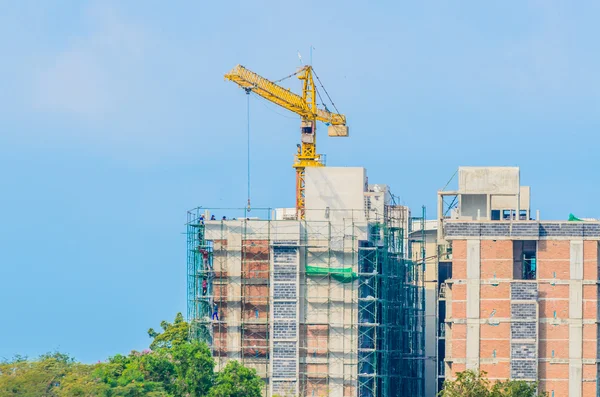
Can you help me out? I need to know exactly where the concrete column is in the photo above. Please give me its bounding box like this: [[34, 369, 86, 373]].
[[466, 240, 481, 371], [569, 240, 583, 397], [437, 193, 444, 242]]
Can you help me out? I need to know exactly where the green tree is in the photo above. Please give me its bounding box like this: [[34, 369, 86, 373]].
[[0, 313, 266, 397], [147, 313, 215, 396], [209, 360, 263, 397], [148, 312, 189, 350], [439, 370, 491, 397], [0, 352, 73, 397], [490, 378, 544, 397], [171, 340, 214, 396], [440, 370, 547, 397], [54, 362, 110, 396]]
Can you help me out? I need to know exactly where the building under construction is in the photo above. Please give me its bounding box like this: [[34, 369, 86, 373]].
[[186, 167, 426, 397], [435, 167, 600, 397]]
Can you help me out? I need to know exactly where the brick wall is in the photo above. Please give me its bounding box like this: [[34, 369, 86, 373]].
[[273, 322, 296, 339], [274, 282, 297, 299], [274, 301, 296, 319], [444, 221, 600, 238], [270, 243, 299, 392], [445, 233, 600, 394]]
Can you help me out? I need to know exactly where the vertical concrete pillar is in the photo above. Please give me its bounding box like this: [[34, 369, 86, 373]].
[[466, 240, 480, 371], [569, 240, 583, 397]]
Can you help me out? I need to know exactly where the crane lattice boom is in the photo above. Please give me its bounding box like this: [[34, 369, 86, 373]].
[[225, 65, 346, 125]]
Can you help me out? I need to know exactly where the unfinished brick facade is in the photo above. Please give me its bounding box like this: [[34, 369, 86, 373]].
[[442, 221, 600, 397]]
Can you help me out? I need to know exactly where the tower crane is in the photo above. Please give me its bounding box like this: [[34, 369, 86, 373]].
[[224, 64, 348, 219]]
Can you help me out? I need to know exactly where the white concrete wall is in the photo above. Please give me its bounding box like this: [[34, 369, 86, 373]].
[[305, 167, 366, 223], [519, 186, 530, 211], [458, 167, 520, 195], [460, 194, 487, 220]]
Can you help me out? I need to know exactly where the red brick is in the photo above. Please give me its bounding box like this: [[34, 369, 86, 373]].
[[344, 385, 355, 397], [453, 259, 467, 279], [583, 241, 598, 260], [537, 259, 570, 280], [480, 283, 510, 299], [452, 301, 466, 319], [480, 340, 509, 359], [583, 324, 597, 340], [584, 257, 598, 280], [451, 339, 465, 359], [583, 340, 597, 359], [539, 362, 569, 380], [539, 299, 569, 319], [539, 340, 568, 359], [583, 300, 597, 320], [452, 284, 466, 300], [480, 259, 513, 279], [583, 285, 598, 299], [479, 363, 509, 380], [539, 380, 569, 396], [538, 241, 570, 260], [480, 240, 513, 259], [452, 240, 467, 257], [538, 283, 569, 299], [480, 322, 510, 339], [540, 323, 569, 340], [480, 300, 510, 319], [583, 383, 596, 397], [583, 363, 596, 379], [451, 324, 466, 340]]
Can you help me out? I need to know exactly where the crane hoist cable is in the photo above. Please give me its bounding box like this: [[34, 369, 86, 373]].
[[312, 69, 341, 116], [245, 88, 251, 213]]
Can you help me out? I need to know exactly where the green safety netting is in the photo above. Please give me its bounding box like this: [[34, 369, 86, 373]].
[[305, 265, 357, 283], [568, 213, 583, 222]]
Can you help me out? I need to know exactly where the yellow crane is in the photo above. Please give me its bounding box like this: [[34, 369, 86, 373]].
[[224, 64, 348, 219]]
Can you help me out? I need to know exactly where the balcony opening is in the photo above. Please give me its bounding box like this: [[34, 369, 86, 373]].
[[513, 240, 536, 280]]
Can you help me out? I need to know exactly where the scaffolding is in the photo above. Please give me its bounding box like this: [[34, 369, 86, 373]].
[[186, 206, 425, 397]]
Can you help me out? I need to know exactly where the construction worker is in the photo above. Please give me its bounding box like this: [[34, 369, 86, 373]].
[[202, 278, 207, 296], [222, 216, 226, 221], [210, 215, 216, 220], [212, 303, 219, 321], [199, 249, 209, 269], [199, 215, 204, 225]]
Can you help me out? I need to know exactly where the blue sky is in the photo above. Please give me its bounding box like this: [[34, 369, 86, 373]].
[[1, 1, 599, 362]]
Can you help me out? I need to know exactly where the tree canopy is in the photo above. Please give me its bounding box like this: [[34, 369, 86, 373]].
[[439, 370, 546, 397], [0, 313, 263, 397]]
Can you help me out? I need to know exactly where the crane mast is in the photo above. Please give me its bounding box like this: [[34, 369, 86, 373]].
[[225, 64, 348, 219]]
